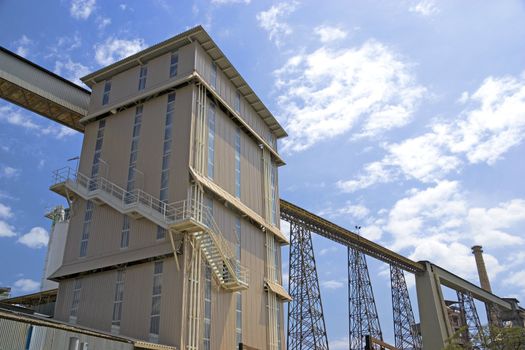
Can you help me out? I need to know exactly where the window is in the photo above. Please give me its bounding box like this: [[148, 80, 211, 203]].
[[276, 302, 282, 350], [236, 291, 242, 347], [120, 215, 130, 249], [157, 93, 175, 240], [79, 201, 94, 257], [207, 102, 216, 179], [149, 261, 163, 343], [210, 62, 217, 89], [126, 105, 143, 203], [270, 162, 277, 225], [234, 91, 241, 113], [90, 119, 106, 181], [68, 337, 80, 350], [138, 66, 148, 91], [235, 127, 241, 198], [203, 264, 212, 350], [204, 196, 213, 228], [69, 278, 82, 323], [170, 52, 179, 77], [102, 80, 111, 105], [159, 94, 175, 202], [111, 270, 125, 333], [235, 217, 242, 347]]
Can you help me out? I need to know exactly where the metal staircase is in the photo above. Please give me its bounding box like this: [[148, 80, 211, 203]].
[[50, 167, 248, 291]]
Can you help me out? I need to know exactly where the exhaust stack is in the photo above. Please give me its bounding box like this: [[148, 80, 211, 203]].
[[471, 245, 492, 292]]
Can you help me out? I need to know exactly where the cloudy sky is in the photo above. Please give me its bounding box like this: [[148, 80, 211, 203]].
[[1, 0, 525, 347]]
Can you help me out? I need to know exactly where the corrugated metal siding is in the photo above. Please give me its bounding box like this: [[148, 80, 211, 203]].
[[241, 131, 263, 217], [168, 86, 192, 203], [101, 107, 135, 188], [207, 199, 268, 350], [119, 262, 151, 341], [158, 258, 183, 347], [62, 199, 86, 264], [77, 271, 114, 331], [0, 317, 29, 349], [214, 106, 236, 197], [0, 318, 134, 350], [88, 42, 196, 115], [193, 44, 276, 152]]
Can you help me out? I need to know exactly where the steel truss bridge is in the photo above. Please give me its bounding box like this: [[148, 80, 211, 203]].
[[0, 45, 514, 350]]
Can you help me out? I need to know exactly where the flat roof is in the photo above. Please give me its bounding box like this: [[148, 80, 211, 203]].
[[81, 26, 287, 139]]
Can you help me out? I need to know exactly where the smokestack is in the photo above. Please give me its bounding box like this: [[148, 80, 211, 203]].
[[472, 245, 500, 326], [471, 245, 492, 292]]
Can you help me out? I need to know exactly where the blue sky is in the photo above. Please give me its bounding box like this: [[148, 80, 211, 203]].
[[1, 0, 525, 347]]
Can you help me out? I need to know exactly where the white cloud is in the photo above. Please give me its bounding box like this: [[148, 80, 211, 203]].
[[212, 0, 250, 4], [319, 201, 370, 220], [0, 220, 16, 238], [96, 16, 111, 30], [409, 0, 439, 16], [363, 181, 522, 281], [385, 180, 468, 251], [14, 35, 32, 57], [54, 58, 91, 85], [12, 278, 40, 293], [256, 1, 298, 46], [320, 279, 344, 290], [275, 40, 425, 153], [0, 203, 13, 219], [329, 336, 349, 350], [70, 0, 96, 20], [314, 25, 347, 43], [467, 199, 525, 247], [504, 271, 525, 295], [0, 105, 77, 139], [319, 245, 339, 256], [0, 166, 20, 179], [339, 72, 525, 192], [17, 227, 49, 249], [94, 37, 147, 66]]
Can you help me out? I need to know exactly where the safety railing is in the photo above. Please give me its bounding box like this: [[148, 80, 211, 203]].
[[171, 197, 249, 286], [51, 167, 249, 286]]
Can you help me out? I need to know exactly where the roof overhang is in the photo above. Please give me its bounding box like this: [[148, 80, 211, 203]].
[[81, 25, 287, 139]]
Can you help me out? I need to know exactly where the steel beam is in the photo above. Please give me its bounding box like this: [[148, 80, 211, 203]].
[[280, 199, 424, 273], [430, 263, 511, 310]]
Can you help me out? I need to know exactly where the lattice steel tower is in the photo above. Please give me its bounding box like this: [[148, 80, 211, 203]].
[[348, 246, 382, 350], [390, 265, 422, 350], [457, 291, 487, 349], [287, 220, 329, 350]]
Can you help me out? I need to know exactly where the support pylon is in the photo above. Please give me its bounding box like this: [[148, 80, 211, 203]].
[[287, 220, 329, 350], [348, 246, 382, 350], [457, 291, 487, 349], [390, 265, 422, 350]]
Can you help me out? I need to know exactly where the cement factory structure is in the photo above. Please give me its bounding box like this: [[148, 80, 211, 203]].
[[0, 26, 524, 350]]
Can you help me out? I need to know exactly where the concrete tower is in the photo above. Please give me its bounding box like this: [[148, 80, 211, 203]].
[[471, 245, 492, 292]]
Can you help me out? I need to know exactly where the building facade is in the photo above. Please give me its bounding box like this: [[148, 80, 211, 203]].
[[49, 26, 289, 350]]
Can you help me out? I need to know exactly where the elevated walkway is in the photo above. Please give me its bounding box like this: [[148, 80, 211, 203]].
[[0, 47, 89, 132], [50, 167, 248, 291]]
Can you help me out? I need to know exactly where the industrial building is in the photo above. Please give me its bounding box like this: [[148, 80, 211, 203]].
[[42, 26, 290, 350], [1, 25, 525, 350]]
